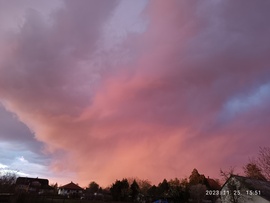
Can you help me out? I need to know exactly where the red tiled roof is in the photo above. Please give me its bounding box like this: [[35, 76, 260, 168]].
[[59, 182, 83, 190]]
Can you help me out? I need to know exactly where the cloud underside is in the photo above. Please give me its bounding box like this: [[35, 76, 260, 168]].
[[0, 0, 270, 186]]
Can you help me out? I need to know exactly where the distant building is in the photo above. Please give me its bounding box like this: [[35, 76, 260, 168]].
[[203, 177, 221, 202], [220, 175, 270, 203], [206, 176, 221, 190], [15, 177, 54, 194], [58, 181, 84, 197]]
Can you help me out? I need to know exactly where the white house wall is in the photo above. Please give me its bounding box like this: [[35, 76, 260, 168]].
[[220, 177, 270, 203], [58, 188, 83, 196]]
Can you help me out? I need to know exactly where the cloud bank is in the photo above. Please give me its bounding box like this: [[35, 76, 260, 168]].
[[0, 0, 270, 186]]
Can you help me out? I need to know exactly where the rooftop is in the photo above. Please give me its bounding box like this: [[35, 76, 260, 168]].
[[225, 175, 270, 201], [59, 182, 84, 190]]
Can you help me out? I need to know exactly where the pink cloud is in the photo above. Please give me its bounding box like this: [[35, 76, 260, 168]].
[[0, 0, 270, 187]]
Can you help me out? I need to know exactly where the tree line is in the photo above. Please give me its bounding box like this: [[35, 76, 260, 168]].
[[84, 145, 270, 203], [1, 147, 270, 203], [86, 170, 210, 203]]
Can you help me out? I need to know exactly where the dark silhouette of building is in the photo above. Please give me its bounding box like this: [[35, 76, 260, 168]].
[[15, 177, 53, 194]]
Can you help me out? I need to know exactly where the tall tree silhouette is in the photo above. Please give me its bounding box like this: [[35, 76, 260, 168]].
[[257, 147, 270, 180], [110, 179, 129, 201], [130, 180, 140, 201]]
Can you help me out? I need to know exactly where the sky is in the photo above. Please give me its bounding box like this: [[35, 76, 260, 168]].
[[0, 0, 270, 188]]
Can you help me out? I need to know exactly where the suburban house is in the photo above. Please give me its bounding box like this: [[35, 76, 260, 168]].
[[58, 181, 84, 197], [206, 176, 221, 190], [15, 177, 54, 194], [220, 175, 270, 203]]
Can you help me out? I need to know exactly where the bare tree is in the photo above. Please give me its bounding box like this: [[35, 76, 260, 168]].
[[220, 167, 242, 203], [225, 178, 241, 203], [0, 171, 17, 193], [220, 166, 237, 182], [257, 147, 270, 180]]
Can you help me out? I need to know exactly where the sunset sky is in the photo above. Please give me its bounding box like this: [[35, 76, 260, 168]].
[[0, 0, 270, 188]]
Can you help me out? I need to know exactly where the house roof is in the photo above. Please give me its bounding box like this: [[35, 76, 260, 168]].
[[222, 175, 270, 201], [16, 177, 49, 187], [59, 182, 84, 190], [206, 178, 221, 190]]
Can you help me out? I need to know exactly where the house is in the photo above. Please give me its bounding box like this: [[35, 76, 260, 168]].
[[206, 177, 221, 191], [204, 177, 221, 202], [15, 177, 54, 194], [220, 175, 270, 203], [58, 181, 84, 198]]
